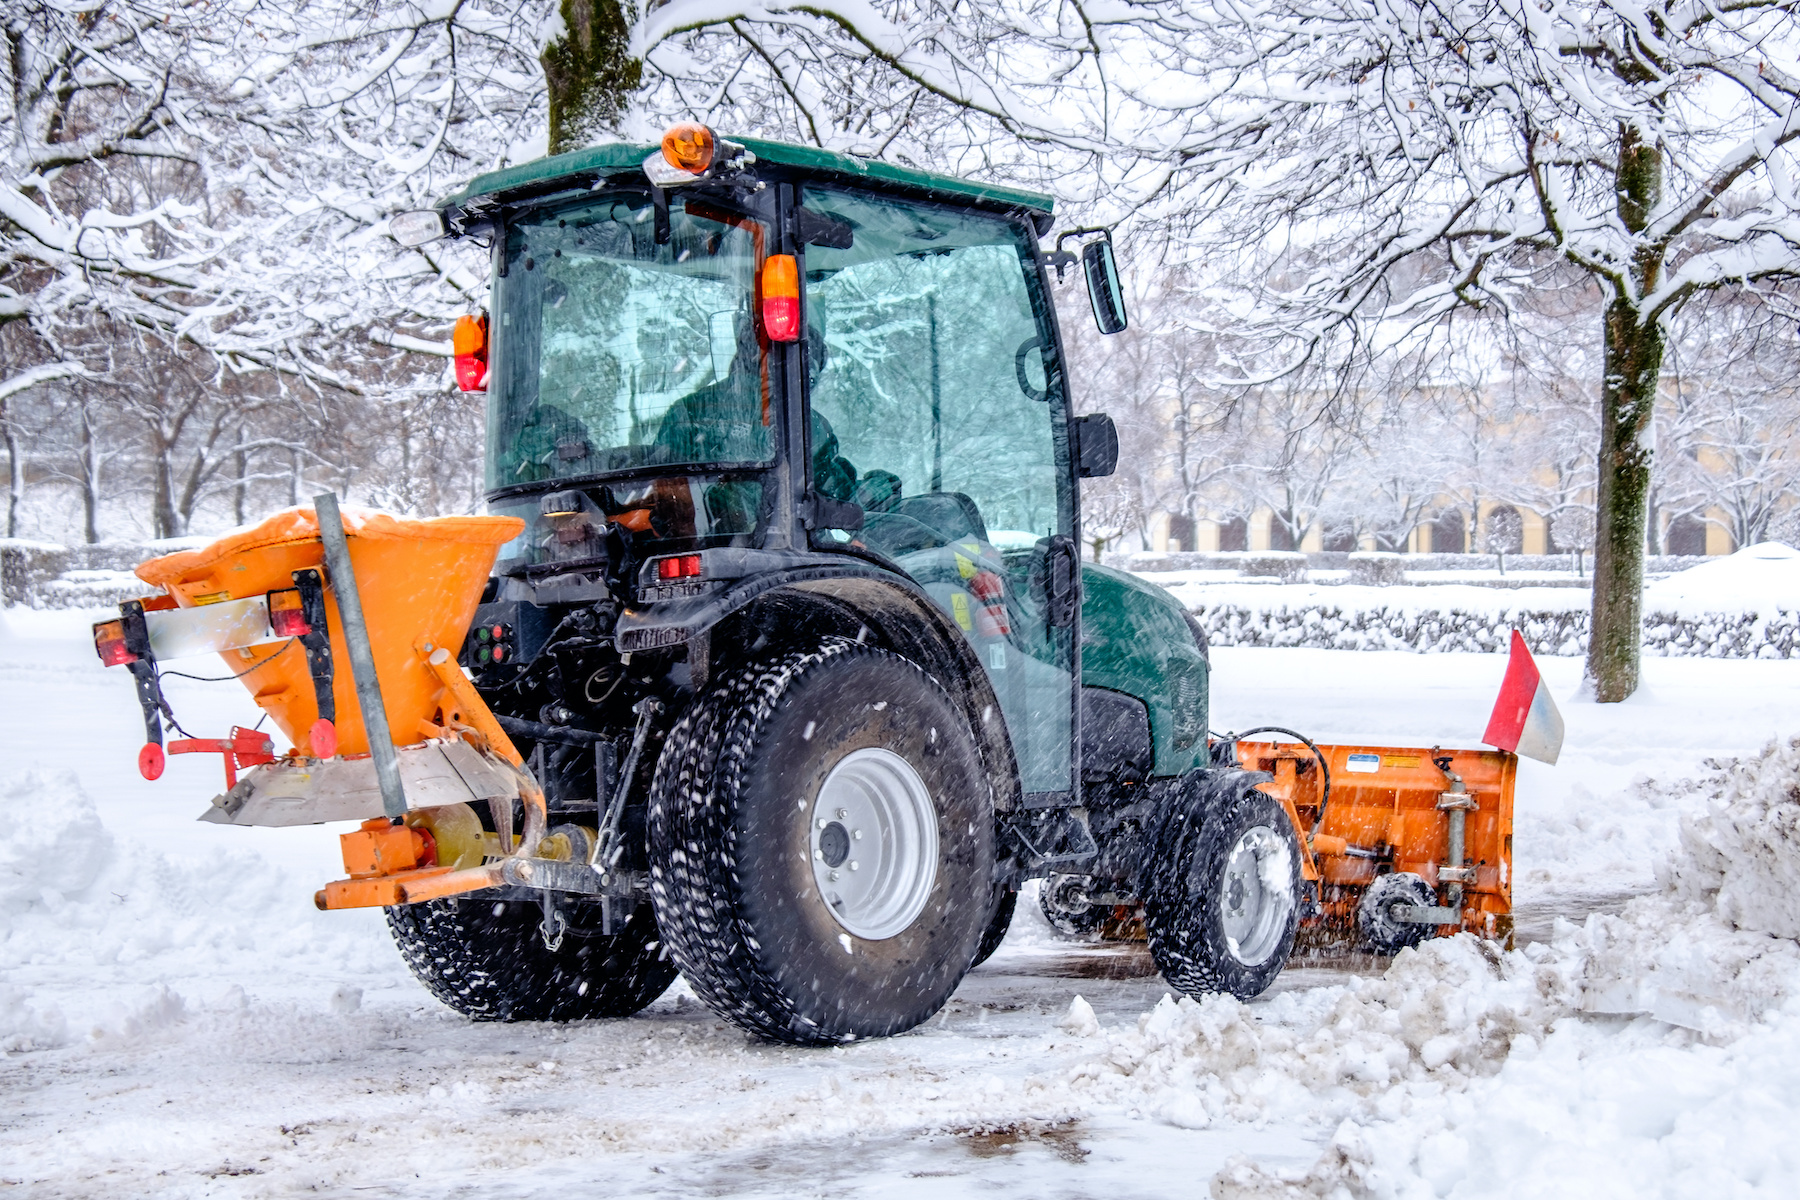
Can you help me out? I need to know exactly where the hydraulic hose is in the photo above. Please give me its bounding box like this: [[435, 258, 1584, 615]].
[[1215, 725, 1333, 843]]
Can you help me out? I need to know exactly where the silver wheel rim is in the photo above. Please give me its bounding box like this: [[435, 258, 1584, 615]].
[[810, 747, 939, 940], [1219, 824, 1294, 966]]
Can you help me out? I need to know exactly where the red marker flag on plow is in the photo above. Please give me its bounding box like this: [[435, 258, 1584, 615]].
[[1482, 630, 1565, 764]]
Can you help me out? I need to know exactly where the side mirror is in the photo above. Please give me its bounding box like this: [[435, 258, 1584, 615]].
[[390, 209, 448, 247], [1082, 240, 1128, 335], [1072, 413, 1119, 478]]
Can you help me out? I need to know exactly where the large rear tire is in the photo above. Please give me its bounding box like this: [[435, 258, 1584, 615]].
[[386, 896, 676, 1021], [648, 640, 994, 1044], [1142, 775, 1300, 1001]]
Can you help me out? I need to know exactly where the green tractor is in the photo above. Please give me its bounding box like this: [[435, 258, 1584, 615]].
[[369, 125, 1297, 1043]]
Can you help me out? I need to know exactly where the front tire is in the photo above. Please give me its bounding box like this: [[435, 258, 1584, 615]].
[[1142, 774, 1301, 1000], [1039, 873, 1106, 940], [648, 640, 994, 1044], [386, 896, 677, 1021], [1357, 872, 1437, 953]]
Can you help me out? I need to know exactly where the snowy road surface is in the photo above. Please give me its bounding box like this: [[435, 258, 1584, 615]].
[[5, 606, 1800, 1197]]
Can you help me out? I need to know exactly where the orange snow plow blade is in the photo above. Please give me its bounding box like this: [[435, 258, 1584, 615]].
[[1236, 741, 1516, 947]]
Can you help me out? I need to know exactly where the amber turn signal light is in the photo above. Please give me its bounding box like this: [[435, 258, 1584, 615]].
[[453, 313, 488, 392], [762, 255, 800, 342], [662, 123, 717, 174]]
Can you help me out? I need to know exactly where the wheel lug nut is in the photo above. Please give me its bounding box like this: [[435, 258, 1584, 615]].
[[829, 871, 839, 882], [853, 830, 863, 840], [849, 861, 859, 871], [836, 808, 848, 819], [816, 818, 827, 829]]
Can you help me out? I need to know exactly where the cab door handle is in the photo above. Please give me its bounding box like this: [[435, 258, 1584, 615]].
[[1045, 536, 1078, 628]]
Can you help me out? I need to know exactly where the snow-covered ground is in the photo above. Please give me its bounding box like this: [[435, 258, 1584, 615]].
[[5, 605, 1800, 1197]]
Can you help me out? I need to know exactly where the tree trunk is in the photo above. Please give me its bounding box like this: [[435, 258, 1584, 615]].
[[233, 424, 248, 526], [79, 403, 101, 543], [3, 403, 21, 537], [1587, 302, 1664, 702], [1586, 123, 1666, 703], [541, 0, 641, 156], [153, 448, 181, 539]]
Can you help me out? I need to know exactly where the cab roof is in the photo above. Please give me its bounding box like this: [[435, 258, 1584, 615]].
[[441, 136, 1055, 218]]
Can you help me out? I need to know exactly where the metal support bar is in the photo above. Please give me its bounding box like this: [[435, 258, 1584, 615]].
[[418, 641, 523, 766], [313, 493, 407, 820], [1394, 904, 1462, 925], [496, 713, 606, 746], [1433, 752, 1474, 914], [592, 698, 661, 872], [501, 856, 609, 896], [291, 568, 336, 726]]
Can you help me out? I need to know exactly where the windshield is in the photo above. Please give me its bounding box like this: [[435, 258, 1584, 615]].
[[487, 190, 772, 491]]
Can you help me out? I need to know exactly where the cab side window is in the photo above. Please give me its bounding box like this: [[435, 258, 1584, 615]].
[[801, 188, 1065, 554], [803, 188, 1074, 794]]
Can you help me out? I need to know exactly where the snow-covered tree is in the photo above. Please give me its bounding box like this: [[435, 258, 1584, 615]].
[[1663, 299, 1800, 548], [636, 0, 1800, 701], [3, 1, 551, 536]]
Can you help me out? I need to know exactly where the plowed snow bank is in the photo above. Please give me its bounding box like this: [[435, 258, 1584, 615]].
[[0, 769, 389, 1052]]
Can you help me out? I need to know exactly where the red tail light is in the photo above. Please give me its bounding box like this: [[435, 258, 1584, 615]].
[[94, 619, 136, 667], [761, 255, 800, 342], [656, 554, 704, 580], [268, 588, 311, 637], [453, 313, 489, 392]]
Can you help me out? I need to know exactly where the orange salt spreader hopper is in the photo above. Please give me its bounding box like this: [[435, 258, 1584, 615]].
[[95, 500, 570, 911], [133, 505, 521, 759]]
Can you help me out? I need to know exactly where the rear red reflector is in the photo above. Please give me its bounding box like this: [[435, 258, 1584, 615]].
[[94, 620, 136, 667], [657, 554, 704, 580], [268, 589, 311, 637]]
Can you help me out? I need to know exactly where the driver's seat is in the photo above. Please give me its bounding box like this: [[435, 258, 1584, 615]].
[[897, 492, 987, 544]]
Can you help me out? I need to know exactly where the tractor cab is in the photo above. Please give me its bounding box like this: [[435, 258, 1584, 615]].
[[418, 126, 1136, 808]]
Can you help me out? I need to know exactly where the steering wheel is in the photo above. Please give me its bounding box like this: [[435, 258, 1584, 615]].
[[1014, 335, 1048, 402]]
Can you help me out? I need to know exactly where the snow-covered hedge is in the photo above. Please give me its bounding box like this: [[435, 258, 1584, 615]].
[[0, 538, 203, 609], [1110, 548, 1703, 578], [1190, 596, 1800, 658], [1194, 595, 1592, 655], [1158, 543, 1800, 659]]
